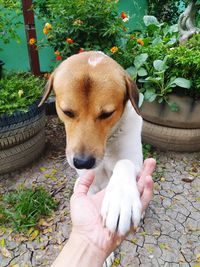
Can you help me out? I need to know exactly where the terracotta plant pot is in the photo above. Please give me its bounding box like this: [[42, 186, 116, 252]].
[[141, 94, 200, 152]]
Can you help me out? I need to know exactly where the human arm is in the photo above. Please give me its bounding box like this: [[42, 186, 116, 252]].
[[51, 158, 156, 267]]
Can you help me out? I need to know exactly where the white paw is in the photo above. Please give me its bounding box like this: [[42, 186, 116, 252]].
[[101, 160, 142, 236], [103, 252, 114, 267]]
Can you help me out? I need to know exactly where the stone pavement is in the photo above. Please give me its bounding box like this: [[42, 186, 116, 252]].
[[0, 116, 199, 267]]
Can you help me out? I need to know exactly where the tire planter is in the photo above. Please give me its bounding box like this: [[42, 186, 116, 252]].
[[0, 102, 46, 175], [141, 94, 200, 152]]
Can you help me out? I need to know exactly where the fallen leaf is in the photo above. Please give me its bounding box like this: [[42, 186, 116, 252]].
[[29, 229, 40, 241], [0, 238, 5, 247], [146, 245, 155, 253], [1, 247, 12, 258], [159, 243, 170, 250], [40, 167, 46, 172], [0, 228, 6, 236], [182, 177, 195, 183], [160, 177, 166, 182], [196, 253, 200, 263], [130, 238, 138, 244], [38, 218, 52, 227], [28, 227, 35, 236], [43, 227, 53, 234]]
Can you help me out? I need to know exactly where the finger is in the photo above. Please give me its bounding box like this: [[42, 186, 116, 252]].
[[141, 175, 154, 213], [137, 158, 156, 194], [73, 170, 95, 196]]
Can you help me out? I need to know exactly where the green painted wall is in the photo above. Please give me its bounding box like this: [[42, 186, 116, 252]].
[[0, 0, 147, 72]]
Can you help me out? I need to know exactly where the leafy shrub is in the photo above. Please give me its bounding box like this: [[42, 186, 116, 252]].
[[0, 0, 21, 44], [0, 72, 45, 115], [123, 16, 199, 109], [34, 0, 126, 61]]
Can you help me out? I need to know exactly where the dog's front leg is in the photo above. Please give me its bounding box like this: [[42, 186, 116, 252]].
[[101, 159, 142, 236]]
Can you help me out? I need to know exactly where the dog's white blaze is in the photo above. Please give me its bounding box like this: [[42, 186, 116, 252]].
[[88, 51, 107, 67], [88, 56, 104, 67]]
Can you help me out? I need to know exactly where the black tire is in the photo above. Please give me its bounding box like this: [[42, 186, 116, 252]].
[[0, 100, 44, 127], [0, 101, 46, 149], [0, 112, 46, 149], [0, 130, 45, 175], [142, 120, 200, 152]]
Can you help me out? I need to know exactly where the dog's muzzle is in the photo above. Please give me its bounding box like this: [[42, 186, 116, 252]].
[[73, 155, 96, 169]]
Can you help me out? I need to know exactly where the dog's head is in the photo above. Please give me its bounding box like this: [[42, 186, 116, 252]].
[[39, 51, 140, 170]]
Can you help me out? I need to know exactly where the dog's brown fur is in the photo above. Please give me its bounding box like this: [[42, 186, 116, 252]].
[[39, 51, 139, 162]]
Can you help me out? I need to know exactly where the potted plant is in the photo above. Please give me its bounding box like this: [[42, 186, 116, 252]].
[[118, 10, 200, 151], [0, 72, 46, 175]]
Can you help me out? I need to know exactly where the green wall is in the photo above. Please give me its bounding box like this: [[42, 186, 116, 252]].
[[0, 0, 147, 73]]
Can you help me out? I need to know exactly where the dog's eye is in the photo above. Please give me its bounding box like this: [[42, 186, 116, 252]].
[[98, 111, 115, 120], [63, 110, 75, 118]]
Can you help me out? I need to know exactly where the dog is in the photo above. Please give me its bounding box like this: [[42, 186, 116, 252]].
[[39, 51, 143, 260]]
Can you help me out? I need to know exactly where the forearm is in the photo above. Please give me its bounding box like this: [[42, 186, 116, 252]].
[[51, 232, 106, 267]]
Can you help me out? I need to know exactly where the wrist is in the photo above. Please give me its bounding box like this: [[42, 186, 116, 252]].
[[70, 230, 107, 266]]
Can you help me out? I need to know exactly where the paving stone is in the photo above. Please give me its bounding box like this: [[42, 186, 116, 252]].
[[0, 117, 199, 266]]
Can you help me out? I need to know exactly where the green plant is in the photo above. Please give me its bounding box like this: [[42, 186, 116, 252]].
[[121, 16, 199, 109], [0, 186, 58, 232], [139, 57, 191, 111], [34, 0, 126, 61], [0, 0, 21, 45], [167, 35, 200, 97], [126, 53, 148, 80], [0, 72, 45, 115]]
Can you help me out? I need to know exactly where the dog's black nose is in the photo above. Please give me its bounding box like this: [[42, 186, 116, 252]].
[[73, 155, 96, 169]]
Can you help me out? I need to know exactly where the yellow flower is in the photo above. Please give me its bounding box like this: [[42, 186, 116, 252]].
[[18, 90, 24, 98], [45, 23, 52, 30], [110, 46, 118, 54], [29, 38, 36, 45], [137, 39, 144, 46]]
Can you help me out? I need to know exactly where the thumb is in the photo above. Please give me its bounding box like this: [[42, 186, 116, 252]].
[[74, 170, 95, 196]]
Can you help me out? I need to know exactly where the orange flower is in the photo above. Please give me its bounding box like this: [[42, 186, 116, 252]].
[[110, 46, 118, 54], [131, 35, 135, 40], [66, 38, 74, 44], [54, 50, 60, 55], [29, 38, 36, 45], [56, 55, 62, 61], [79, 48, 84, 53], [43, 27, 49, 35], [121, 12, 127, 19], [137, 39, 144, 46]]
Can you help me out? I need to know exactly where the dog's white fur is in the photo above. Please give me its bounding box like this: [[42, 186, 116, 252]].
[[76, 100, 143, 236]]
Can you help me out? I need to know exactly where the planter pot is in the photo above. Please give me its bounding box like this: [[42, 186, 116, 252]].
[[0, 101, 46, 175], [0, 60, 4, 80], [141, 94, 200, 152]]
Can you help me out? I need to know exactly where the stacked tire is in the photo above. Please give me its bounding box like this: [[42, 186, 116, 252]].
[[0, 102, 46, 175]]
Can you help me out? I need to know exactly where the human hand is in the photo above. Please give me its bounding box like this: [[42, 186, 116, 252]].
[[70, 158, 156, 259]]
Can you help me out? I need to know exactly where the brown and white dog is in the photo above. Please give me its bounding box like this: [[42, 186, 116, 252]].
[[39, 51, 143, 239]]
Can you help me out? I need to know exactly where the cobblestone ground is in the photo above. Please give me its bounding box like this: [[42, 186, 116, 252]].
[[0, 116, 199, 267]]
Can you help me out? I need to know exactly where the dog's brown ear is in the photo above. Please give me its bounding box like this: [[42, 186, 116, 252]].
[[38, 73, 54, 107], [125, 74, 140, 115]]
